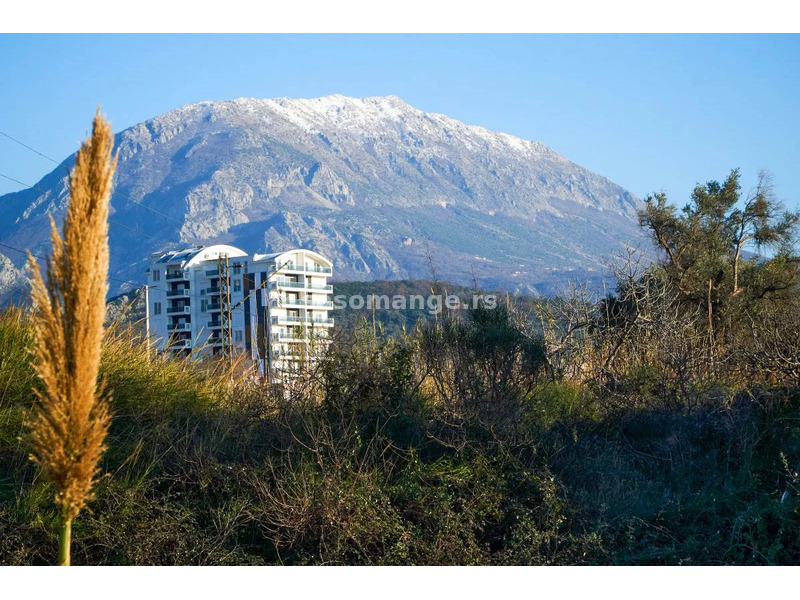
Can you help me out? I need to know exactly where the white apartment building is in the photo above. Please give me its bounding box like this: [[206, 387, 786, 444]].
[[146, 244, 334, 375]]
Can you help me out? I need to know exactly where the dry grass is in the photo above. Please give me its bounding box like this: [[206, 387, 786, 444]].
[[25, 110, 117, 565]]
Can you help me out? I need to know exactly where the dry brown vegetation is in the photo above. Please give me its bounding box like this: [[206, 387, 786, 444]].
[[0, 169, 799, 565], [25, 111, 117, 565]]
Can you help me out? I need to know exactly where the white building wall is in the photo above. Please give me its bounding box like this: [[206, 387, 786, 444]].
[[146, 245, 334, 374]]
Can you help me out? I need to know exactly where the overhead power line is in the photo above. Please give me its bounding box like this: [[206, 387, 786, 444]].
[[0, 128, 190, 230], [0, 176, 178, 299], [0, 169, 155, 292], [0, 171, 156, 240], [0, 130, 71, 169], [0, 239, 134, 287], [0, 129, 209, 299]]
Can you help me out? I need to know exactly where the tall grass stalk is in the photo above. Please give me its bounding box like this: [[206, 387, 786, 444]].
[[26, 110, 117, 566]]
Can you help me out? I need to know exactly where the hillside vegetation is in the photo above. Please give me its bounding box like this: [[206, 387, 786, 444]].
[[2, 169, 800, 565], [104, 278, 540, 339]]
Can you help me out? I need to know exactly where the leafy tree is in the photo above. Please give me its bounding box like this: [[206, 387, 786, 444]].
[[638, 169, 799, 337]]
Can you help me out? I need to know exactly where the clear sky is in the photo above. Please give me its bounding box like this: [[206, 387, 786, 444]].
[[1, 34, 798, 209]]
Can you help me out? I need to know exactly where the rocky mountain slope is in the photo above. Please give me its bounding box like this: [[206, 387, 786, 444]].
[[0, 95, 644, 301], [0, 252, 27, 304]]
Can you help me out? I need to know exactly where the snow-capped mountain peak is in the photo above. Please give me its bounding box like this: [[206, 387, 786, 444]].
[[0, 95, 643, 300]]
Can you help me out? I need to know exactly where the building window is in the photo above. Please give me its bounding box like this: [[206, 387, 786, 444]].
[[152, 269, 160, 282], [153, 302, 161, 315], [233, 279, 242, 292], [234, 330, 243, 343], [233, 266, 242, 275], [201, 299, 207, 312]]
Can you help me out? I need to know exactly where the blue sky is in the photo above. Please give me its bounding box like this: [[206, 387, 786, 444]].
[[1, 34, 798, 209]]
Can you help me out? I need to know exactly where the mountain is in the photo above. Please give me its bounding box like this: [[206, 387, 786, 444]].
[[0, 252, 26, 303], [0, 95, 644, 301]]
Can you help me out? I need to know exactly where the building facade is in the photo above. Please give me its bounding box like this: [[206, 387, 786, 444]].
[[146, 245, 334, 374]]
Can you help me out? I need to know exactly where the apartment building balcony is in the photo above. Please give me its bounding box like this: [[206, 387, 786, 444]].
[[167, 305, 191, 315], [168, 322, 191, 332], [205, 286, 221, 295], [271, 316, 334, 327], [207, 320, 222, 329], [165, 271, 189, 280], [168, 339, 192, 349], [275, 332, 308, 342], [270, 280, 333, 292], [166, 288, 191, 298], [311, 317, 334, 326], [271, 298, 333, 308], [273, 350, 306, 361], [278, 264, 333, 275], [271, 280, 305, 290], [204, 268, 220, 277]]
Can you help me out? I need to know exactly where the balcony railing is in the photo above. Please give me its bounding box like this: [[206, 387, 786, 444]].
[[205, 269, 219, 277], [166, 288, 191, 298], [276, 333, 308, 341], [205, 287, 220, 295], [270, 280, 333, 292], [165, 271, 188, 280], [167, 306, 191, 314], [271, 316, 334, 326], [168, 322, 191, 331], [271, 298, 333, 308], [207, 320, 221, 329], [168, 339, 191, 349], [271, 280, 305, 289], [279, 264, 332, 274], [273, 351, 306, 360]]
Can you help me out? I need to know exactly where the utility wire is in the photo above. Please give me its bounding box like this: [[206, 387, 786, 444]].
[[0, 239, 47, 262], [0, 238, 135, 287], [0, 172, 154, 292], [0, 130, 71, 169], [0, 128, 190, 230], [0, 129, 202, 295], [0, 171, 156, 240]]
